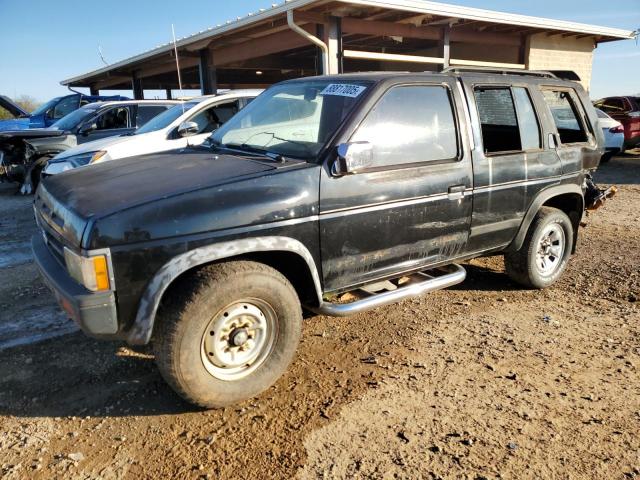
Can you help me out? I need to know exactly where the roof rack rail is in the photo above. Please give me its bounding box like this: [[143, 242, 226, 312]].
[[441, 66, 557, 78]]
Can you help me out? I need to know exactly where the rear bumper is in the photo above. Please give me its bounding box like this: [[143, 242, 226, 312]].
[[31, 234, 119, 339]]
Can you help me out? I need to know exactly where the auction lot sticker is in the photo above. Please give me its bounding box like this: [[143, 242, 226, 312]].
[[320, 84, 367, 98]]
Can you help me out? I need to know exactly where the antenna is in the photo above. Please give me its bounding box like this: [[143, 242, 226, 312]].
[[98, 45, 109, 66], [171, 24, 184, 99]]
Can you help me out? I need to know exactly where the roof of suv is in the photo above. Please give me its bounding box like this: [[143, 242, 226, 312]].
[[283, 69, 578, 85]]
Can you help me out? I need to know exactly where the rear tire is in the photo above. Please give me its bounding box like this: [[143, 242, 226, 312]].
[[504, 207, 573, 289], [153, 260, 302, 408]]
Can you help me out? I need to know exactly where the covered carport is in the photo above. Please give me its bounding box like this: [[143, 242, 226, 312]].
[[61, 0, 634, 97]]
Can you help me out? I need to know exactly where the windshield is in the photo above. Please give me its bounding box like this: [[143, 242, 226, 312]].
[[51, 107, 98, 130], [31, 97, 61, 117], [136, 101, 198, 134], [211, 80, 371, 159]]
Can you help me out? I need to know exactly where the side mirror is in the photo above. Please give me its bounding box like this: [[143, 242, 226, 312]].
[[331, 142, 374, 176], [79, 123, 97, 136], [177, 121, 199, 138]]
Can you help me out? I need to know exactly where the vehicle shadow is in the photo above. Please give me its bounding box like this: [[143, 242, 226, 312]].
[[451, 261, 522, 292], [0, 332, 202, 418]]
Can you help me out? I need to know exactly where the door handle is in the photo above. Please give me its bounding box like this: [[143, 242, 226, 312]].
[[448, 184, 466, 200]]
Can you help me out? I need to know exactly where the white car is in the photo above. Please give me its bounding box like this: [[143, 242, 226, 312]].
[[44, 90, 262, 174], [596, 108, 625, 163]]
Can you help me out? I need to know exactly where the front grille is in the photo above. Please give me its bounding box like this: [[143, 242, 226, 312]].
[[43, 229, 66, 266]]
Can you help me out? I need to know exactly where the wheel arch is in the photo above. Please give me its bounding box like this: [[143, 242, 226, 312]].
[[126, 236, 323, 345], [508, 184, 584, 254]]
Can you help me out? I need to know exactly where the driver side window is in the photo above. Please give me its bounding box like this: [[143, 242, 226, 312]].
[[189, 100, 239, 134], [94, 107, 130, 130], [51, 96, 79, 119]]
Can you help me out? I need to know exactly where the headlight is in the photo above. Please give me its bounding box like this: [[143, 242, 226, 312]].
[[64, 150, 108, 167], [63, 247, 111, 292], [44, 161, 74, 175]]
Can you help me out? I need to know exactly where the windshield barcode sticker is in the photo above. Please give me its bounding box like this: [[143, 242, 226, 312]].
[[320, 84, 366, 98]]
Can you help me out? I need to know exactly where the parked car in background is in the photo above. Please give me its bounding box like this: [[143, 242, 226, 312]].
[[0, 93, 129, 131], [593, 96, 640, 149], [44, 90, 262, 176], [32, 70, 609, 408], [0, 100, 178, 193], [595, 108, 625, 162]]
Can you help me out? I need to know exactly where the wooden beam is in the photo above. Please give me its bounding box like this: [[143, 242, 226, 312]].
[[211, 26, 316, 66], [341, 17, 441, 41], [449, 58, 525, 69], [344, 49, 445, 64]]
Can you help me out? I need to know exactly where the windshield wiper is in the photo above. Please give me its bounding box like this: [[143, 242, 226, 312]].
[[216, 142, 285, 162]]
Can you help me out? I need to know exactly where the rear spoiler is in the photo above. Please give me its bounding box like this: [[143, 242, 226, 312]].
[[0, 95, 30, 118], [548, 71, 581, 82]]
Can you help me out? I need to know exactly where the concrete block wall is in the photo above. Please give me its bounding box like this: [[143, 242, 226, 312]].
[[526, 33, 595, 91]]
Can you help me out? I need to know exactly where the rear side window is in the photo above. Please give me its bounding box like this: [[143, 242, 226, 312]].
[[136, 105, 169, 127], [350, 85, 458, 167], [542, 90, 588, 144], [474, 87, 520, 154]]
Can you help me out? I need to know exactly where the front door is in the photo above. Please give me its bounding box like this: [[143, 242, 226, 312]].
[[319, 81, 473, 292]]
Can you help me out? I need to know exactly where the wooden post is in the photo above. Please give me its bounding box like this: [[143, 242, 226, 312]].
[[131, 73, 144, 99], [199, 49, 217, 95], [328, 16, 342, 74]]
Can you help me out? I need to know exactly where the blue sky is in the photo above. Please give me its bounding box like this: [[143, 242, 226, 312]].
[[0, 0, 638, 103]]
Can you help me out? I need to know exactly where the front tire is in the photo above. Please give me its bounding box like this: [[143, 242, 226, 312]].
[[153, 261, 302, 408], [504, 207, 574, 289]]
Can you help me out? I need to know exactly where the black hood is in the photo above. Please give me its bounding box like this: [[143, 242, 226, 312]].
[[0, 95, 29, 118], [41, 149, 286, 221]]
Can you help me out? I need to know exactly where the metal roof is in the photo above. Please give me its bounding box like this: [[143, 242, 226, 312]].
[[61, 0, 636, 86]]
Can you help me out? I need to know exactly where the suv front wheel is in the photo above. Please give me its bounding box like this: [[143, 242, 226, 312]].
[[154, 260, 302, 408], [505, 207, 574, 289]]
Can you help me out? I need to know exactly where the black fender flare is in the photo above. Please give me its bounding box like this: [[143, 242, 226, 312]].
[[126, 236, 323, 345], [507, 183, 584, 253]]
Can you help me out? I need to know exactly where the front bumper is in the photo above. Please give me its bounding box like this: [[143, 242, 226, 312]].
[[31, 234, 119, 338]]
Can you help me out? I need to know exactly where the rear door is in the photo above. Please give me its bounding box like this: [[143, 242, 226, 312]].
[[462, 78, 554, 252], [319, 79, 473, 292]]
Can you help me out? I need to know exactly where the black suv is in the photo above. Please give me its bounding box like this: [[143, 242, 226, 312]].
[[32, 69, 606, 408]]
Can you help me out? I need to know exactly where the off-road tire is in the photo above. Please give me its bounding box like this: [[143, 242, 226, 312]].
[[153, 260, 302, 408], [504, 207, 573, 289]]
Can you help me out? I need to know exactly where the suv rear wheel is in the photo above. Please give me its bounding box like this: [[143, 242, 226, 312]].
[[504, 207, 574, 289], [154, 260, 302, 408]]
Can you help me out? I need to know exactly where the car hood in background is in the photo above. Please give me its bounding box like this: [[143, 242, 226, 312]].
[[0, 127, 65, 140], [0, 95, 30, 118], [54, 132, 151, 160]]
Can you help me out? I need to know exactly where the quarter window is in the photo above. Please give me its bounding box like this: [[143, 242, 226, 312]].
[[350, 85, 458, 167], [542, 90, 588, 144]]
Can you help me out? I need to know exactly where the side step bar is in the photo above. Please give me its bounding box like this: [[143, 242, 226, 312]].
[[307, 264, 466, 317]]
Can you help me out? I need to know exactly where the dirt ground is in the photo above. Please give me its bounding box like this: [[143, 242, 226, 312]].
[[0, 155, 638, 480]]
